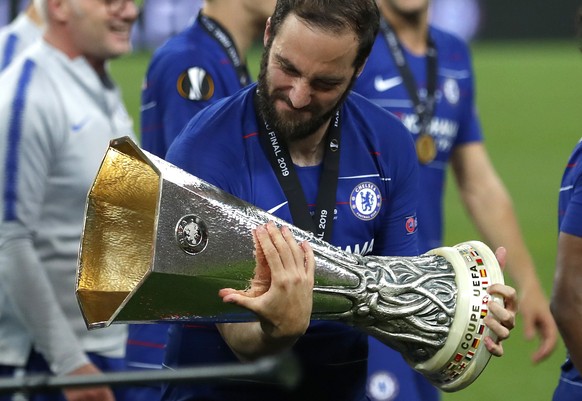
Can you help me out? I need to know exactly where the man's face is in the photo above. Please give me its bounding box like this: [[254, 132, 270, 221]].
[[67, 0, 138, 61], [256, 14, 359, 143]]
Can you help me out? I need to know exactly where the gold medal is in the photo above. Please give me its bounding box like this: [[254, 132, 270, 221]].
[[416, 133, 437, 164]]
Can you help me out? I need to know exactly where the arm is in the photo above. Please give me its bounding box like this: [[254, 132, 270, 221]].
[[0, 75, 114, 401], [216, 223, 315, 361], [0, 235, 89, 374], [451, 142, 557, 362], [551, 232, 582, 371], [0, 231, 115, 401], [0, 75, 91, 375]]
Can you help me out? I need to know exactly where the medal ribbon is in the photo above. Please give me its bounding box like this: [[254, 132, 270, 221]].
[[379, 19, 438, 141], [254, 93, 341, 243], [199, 14, 252, 87]]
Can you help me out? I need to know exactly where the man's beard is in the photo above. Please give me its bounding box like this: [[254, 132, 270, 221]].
[[256, 45, 355, 144]]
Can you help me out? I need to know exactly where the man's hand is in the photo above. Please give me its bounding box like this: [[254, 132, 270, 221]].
[[483, 247, 518, 357], [518, 279, 558, 363], [218, 222, 315, 355]]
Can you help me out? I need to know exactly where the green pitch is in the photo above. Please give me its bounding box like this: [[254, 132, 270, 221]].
[[110, 39, 582, 401]]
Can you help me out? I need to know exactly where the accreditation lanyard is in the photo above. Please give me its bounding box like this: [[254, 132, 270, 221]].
[[199, 14, 252, 87], [380, 19, 438, 137], [254, 93, 342, 242]]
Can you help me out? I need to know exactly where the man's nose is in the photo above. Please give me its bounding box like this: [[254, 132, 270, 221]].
[[288, 79, 311, 109]]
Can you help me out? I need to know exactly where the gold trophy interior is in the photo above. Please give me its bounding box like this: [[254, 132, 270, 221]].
[[77, 143, 159, 327], [77, 138, 265, 329]]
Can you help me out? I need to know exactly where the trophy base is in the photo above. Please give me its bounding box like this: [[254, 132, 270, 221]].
[[414, 240, 504, 391]]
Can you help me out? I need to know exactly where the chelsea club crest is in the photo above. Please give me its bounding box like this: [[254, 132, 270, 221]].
[[350, 182, 382, 221], [175, 214, 209, 255], [443, 78, 460, 105]]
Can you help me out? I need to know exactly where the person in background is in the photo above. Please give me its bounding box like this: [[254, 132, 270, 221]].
[[0, 5, 43, 397], [353, 0, 557, 400], [551, 138, 582, 401], [0, 1, 43, 71], [161, 0, 517, 400], [550, 8, 582, 400], [141, 0, 276, 158], [0, 0, 139, 400], [127, 1, 277, 399]]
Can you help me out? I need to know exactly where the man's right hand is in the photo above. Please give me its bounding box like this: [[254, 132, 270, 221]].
[[63, 363, 115, 401], [217, 222, 316, 359]]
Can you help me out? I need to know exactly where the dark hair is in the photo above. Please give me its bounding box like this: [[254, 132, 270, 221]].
[[268, 0, 380, 70]]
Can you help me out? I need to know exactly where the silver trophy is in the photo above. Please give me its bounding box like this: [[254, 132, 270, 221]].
[[76, 137, 504, 392]]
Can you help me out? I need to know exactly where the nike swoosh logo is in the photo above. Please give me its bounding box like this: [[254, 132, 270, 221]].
[[71, 117, 90, 133], [267, 201, 288, 215], [141, 101, 157, 111], [374, 76, 403, 92]]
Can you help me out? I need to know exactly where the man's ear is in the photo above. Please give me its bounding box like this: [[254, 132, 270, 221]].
[[263, 17, 272, 47], [48, 0, 71, 23]]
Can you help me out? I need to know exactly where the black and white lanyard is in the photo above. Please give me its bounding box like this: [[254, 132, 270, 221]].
[[379, 18, 438, 136], [199, 14, 252, 87], [255, 93, 341, 242]]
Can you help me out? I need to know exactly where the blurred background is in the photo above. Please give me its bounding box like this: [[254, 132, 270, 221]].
[[3, 0, 580, 43], [2, 0, 582, 399]]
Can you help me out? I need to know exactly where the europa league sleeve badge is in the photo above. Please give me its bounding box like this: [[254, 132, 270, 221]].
[[416, 133, 437, 164]]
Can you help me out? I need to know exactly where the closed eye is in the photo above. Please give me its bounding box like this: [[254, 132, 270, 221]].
[[277, 58, 301, 77], [311, 79, 343, 91], [274, 54, 347, 92]]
